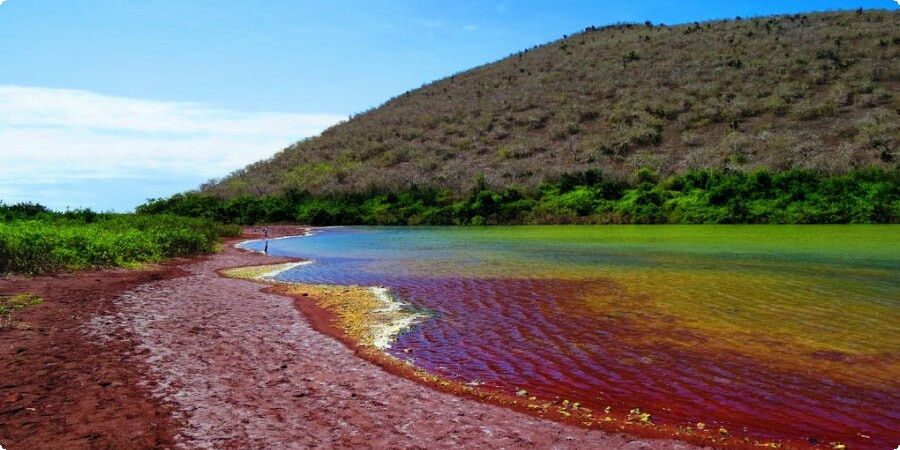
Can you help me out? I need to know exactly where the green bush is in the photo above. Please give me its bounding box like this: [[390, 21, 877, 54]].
[[0, 213, 235, 275]]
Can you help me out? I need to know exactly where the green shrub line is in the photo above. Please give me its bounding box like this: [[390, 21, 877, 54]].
[[138, 168, 899, 226], [0, 209, 240, 275]]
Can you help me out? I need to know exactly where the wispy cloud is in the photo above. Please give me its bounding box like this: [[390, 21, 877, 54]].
[[463, 24, 478, 32], [0, 86, 345, 210], [421, 20, 444, 28]]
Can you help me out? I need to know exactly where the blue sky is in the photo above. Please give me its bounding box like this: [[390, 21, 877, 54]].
[[1, 0, 896, 211]]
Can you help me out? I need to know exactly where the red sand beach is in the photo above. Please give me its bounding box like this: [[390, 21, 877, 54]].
[[2, 226, 703, 449]]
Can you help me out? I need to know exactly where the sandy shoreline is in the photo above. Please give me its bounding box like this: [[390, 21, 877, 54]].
[[2, 226, 704, 449]]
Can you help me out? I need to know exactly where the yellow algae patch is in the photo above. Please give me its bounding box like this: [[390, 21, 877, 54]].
[[1, 293, 44, 329], [0, 293, 43, 315], [222, 263, 425, 349], [280, 283, 425, 349], [222, 262, 310, 281]]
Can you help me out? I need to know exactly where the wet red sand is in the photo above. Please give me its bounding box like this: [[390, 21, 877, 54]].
[[0, 263, 183, 449], [2, 225, 706, 449]]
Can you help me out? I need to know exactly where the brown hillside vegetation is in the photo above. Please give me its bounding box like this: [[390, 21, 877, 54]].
[[205, 9, 899, 198]]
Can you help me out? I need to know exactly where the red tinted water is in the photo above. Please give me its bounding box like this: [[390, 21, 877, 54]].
[[386, 276, 899, 450]]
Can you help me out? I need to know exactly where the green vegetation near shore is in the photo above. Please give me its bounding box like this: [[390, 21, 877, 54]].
[[139, 168, 899, 225], [0, 293, 43, 329], [0, 293, 43, 316], [0, 204, 240, 275]]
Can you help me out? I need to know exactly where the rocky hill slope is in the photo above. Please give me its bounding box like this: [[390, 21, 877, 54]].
[[204, 9, 899, 198]]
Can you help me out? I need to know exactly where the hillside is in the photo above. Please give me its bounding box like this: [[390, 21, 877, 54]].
[[203, 9, 898, 199]]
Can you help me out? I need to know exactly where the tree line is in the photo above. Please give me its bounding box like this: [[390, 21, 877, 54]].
[[137, 168, 899, 225]]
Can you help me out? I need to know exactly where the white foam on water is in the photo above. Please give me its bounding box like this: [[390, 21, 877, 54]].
[[369, 287, 427, 349]]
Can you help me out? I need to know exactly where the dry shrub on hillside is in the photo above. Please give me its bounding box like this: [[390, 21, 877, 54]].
[[205, 9, 899, 198]]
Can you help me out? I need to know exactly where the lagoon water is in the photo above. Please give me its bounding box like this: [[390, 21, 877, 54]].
[[249, 225, 899, 448]]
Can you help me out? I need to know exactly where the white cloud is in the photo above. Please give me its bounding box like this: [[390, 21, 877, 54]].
[[463, 25, 478, 32], [0, 85, 345, 211], [0, 86, 341, 137]]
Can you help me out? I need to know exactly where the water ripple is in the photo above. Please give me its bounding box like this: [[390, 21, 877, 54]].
[[266, 226, 900, 449]]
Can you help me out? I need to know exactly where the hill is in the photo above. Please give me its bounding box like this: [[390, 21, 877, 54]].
[[203, 9, 898, 200]]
